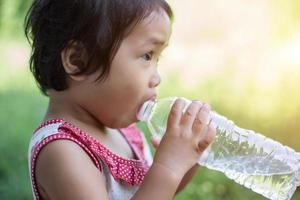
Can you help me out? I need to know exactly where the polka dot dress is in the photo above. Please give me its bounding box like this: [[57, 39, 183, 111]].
[[28, 119, 152, 200]]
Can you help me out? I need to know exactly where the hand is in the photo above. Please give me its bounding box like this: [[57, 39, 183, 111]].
[[152, 98, 216, 179]]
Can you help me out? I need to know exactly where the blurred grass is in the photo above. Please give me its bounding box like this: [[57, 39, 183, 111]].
[[152, 71, 300, 200], [0, 89, 47, 199], [0, 39, 48, 199]]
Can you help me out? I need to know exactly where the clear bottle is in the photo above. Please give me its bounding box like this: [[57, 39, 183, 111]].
[[137, 97, 300, 200]]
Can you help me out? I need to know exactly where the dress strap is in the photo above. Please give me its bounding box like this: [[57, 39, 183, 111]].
[[59, 121, 149, 185], [120, 124, 147, 163], [28, 120, 100, 200]]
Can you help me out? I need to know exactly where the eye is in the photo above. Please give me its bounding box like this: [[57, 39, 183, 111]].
[[142, 51, 154, 61]]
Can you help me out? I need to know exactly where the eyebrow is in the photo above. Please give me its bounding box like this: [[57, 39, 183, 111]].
[[142, 37, 169, 48]]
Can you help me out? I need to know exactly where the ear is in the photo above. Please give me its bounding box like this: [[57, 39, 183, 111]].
[[61, 41, 88, 82]]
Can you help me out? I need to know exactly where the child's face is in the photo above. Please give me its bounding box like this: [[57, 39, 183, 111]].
[[76, 9, 172, 128]]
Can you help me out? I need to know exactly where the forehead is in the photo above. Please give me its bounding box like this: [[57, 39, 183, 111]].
[[126, 10, 172, 46]]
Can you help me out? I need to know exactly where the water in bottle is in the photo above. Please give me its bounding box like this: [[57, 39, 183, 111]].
[[137, 97, 300, 200]]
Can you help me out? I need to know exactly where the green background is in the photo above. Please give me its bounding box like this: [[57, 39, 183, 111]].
[[0, 0, 300, 199]]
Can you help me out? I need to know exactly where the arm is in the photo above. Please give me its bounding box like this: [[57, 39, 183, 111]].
[[176, 165, 199, 193], [151, 139, 200, 194], [36, 100, 215, 200], [131, 162, 182, 200], [133, 100, 215, 200], [36, 139, 182, 200], [35, 140, 188, 200], [35, 140, 109, 200]]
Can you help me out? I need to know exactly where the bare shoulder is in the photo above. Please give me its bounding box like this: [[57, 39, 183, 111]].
[[35, 139, 108, 200]]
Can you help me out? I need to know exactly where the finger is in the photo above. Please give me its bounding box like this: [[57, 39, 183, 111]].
[[197, 120, 216, 153], [207, 120, 217, 141], [180, 101, 202, 128], [193, 103, 211, 132], [167, 98, 185, 126]]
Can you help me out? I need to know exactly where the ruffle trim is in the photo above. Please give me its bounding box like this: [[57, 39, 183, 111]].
[[31, 119, 149, 187]]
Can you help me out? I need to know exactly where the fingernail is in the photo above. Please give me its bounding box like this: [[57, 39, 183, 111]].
[[192, 100, 202, 106], [202, 103, 210, 111]]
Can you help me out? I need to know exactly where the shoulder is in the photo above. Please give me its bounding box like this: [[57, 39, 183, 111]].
[[35, 139, 108, 200]]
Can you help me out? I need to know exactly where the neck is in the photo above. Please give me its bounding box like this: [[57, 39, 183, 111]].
[[44, 90, 105, 132]]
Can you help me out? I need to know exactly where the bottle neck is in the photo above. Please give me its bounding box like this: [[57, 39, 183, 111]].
[[137, 100, 156, 122]]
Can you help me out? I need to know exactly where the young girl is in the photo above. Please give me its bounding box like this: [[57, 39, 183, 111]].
[[25, 0, 216, 199]]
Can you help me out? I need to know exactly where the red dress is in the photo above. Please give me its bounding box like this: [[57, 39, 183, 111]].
[[28, 119, 152, 200]]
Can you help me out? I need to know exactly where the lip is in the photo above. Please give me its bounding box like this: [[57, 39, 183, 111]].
[[146, 94, 157, 102]]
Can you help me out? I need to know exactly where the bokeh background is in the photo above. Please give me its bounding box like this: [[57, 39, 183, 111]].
[[0, 0, 299, 199]]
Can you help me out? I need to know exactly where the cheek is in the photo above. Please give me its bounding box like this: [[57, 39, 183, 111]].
[[111, 66, 147, 100], [98, 84, 142, 127], [116, 83, 142, 110], [94, 59, 149, 126]]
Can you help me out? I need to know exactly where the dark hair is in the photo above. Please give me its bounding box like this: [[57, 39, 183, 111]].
[[25, 0, 173, 95]]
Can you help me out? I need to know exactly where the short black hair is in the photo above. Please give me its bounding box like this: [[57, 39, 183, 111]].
[[25, 0, 173, 95]]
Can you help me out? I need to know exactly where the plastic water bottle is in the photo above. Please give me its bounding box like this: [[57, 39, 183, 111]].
[[137, 97, 300, 200]]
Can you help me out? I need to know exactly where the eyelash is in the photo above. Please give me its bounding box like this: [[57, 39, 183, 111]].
[[142, 51, 154, 61], [142, 52, 162, 64]]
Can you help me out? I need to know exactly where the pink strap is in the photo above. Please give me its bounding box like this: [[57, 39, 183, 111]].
[[120, 124, 146, 162], [30, 119, 150, 200], [58, 122, 149, 185], [30, 132, 101, 200]]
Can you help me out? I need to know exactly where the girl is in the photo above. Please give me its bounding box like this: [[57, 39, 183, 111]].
[[25, 0, 216, 199]]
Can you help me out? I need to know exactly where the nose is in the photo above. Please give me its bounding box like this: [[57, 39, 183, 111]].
[[149, 70, 161, 88]]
